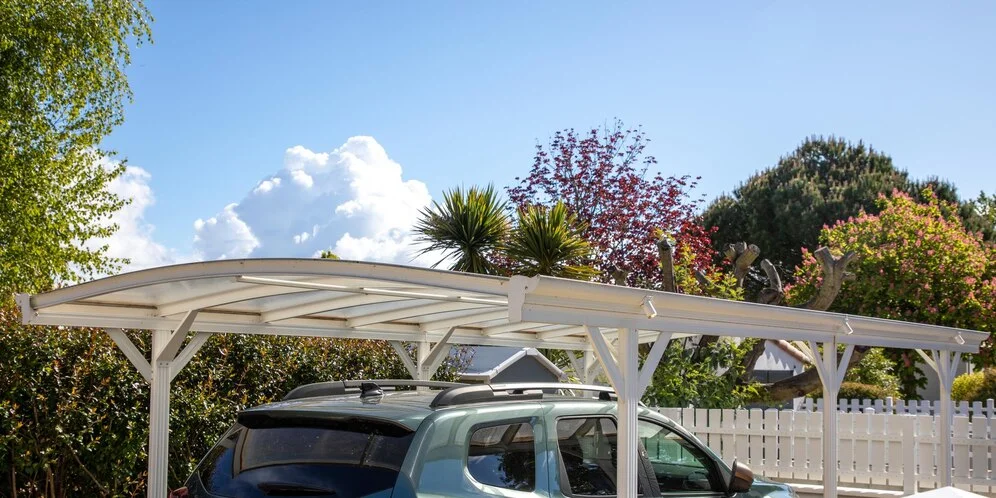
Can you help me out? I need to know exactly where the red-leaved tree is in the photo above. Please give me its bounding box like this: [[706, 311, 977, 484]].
[[507, 121, 714, 287]]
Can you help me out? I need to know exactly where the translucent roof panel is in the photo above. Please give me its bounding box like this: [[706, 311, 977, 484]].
[[17, 259, 989, 354]]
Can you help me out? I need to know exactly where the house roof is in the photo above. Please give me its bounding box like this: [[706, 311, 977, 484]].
[[460, 346, 567, 381]]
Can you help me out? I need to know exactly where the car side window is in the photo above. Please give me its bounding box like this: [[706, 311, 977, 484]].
[[638, 420, 724, 493], [556, 417, 647, 496], [467, 421, 536, 491]]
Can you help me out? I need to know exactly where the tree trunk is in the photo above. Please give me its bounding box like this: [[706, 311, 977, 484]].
[[764, 346, 869, 401], [656, 234, 677, 292]]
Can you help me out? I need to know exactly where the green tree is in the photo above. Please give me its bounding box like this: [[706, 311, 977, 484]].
[[703, 136, 985, 274], [413, 185, 510, 274], [505, 202, 597, 279], [788, 189, 996, 397], [1, 0, 152, 297]]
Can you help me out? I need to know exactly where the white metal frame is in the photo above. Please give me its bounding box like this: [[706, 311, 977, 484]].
[[14, 260, 989, 498]]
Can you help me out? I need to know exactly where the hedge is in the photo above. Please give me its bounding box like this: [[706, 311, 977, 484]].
[[0, 304, 464, 497], [952, 368, 996, 402]]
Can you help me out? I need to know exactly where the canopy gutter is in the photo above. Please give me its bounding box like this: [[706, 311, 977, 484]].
[[506, 275, 987, 353]]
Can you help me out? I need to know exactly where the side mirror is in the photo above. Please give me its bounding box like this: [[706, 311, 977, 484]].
[[728, 459, 754, 494]]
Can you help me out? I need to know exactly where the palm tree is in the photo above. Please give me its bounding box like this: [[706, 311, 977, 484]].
[[412, 185, 510, 274], [505, 202, 597, 279]]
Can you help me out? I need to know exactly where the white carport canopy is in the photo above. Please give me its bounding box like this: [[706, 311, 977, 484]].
[[16, 259, 988, 498]]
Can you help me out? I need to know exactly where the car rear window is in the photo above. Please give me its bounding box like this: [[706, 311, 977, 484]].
[[188, 421, 414, 498]]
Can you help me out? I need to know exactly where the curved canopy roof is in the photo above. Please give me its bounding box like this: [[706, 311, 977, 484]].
[[16, 258, 988, 353]]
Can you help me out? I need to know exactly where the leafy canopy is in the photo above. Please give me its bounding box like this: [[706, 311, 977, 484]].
[[0, 0, 152, 296], [507, 120, 712, 287], [704, 136, 989, 273]]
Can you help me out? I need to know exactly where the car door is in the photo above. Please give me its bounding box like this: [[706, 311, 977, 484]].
[[546, 415, 655, 498], [637, 419, 728, 498]]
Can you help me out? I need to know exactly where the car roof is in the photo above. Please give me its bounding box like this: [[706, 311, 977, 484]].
[[242, 390, 677, 432], [242, 391, 439, 431]]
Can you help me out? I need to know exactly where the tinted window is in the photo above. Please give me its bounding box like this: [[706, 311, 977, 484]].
[[639, 420, 723, 493], [189, 422, 414, 498], [557, 417, 645, 496], [467, 422, 536, 491]]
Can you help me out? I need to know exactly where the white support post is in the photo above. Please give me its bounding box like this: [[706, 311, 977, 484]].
[[917, 348, 960, 487], [583, 351, 596, 385], [398, 328, 455, 385], [424, 327, 456, 378], [616, 327, 640, 498], [141, 314, 207, 498], [389, 341, 419, 379], [566, 351, 584, 383], [585, 326, 623, 390], [148, 329, 171, 498], [801, 337, 854, 498], [416, 335, 430, 381]]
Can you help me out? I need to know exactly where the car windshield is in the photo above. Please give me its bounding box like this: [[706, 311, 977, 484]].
[[188, 420, 414, 498]]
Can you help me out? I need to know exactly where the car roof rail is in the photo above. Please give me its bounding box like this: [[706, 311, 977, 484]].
[[282, 379, 466, 400], [430, 383, 617, 408]]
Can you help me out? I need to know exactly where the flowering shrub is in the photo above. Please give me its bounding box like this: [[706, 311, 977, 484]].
[[788, 190, 996, 396]]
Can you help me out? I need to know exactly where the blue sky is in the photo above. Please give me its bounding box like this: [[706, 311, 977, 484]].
[[100, 1, 996, 269]]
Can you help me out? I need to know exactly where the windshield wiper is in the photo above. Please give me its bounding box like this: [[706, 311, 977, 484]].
[[256, 481, 337, 496]]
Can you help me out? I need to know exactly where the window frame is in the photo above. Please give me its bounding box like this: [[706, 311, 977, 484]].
[[463, 417, 540, 493], [637, 418, 727, 497], [552, 415, 655, 498]]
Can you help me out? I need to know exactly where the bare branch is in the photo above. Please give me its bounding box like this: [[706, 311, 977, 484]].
[[611, 268, 629, 287], [764, 346, 868, 401], [798, 248, 858, 311], [757, 259, 785, 305], [723, 242, 759, 285]]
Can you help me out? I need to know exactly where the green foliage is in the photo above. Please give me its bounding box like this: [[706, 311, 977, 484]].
[[669, 243, 744, 300], [844, 348, 902, 399], [0, 0, 153, 296], [0, 303, 465, 496], [951, 369, 996, 403], [506, 202, 597, 279], [642, 339, 761, 409], [788, 190, 996, 396], [809, 382, 893, 401], [413, 184, 510, 274], [965, 191, 996, 235], [318, 250, 340, 260], [703, 136, 984, 273]]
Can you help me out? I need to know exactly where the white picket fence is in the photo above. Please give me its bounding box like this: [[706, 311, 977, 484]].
[[656, 401, 996, 496], [799, 397, 996, 418]]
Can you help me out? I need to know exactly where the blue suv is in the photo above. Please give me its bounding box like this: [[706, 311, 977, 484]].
[[173, 381, 796, 498]]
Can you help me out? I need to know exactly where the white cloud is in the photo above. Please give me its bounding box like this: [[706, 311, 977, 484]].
[[192, 203, 260, 259], [191, 136, 437, 265], [253, 177, 281, 194], [290, 169, 314, 189], [89, 158, 192, 272]]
